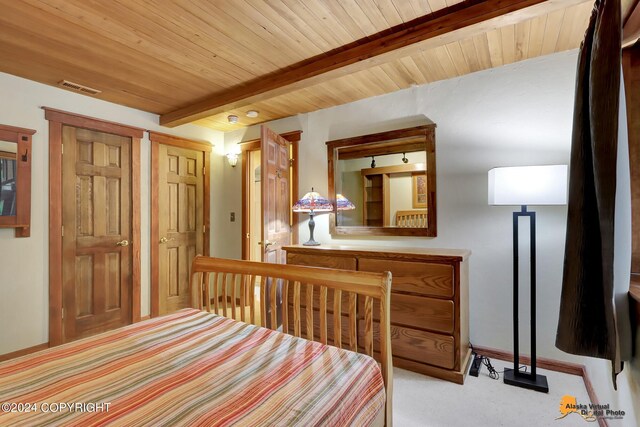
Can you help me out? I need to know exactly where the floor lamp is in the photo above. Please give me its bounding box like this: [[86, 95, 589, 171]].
[[488, 165, 568, 393]]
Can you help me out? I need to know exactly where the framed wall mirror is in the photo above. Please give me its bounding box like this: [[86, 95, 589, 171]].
[[327, 124, 436, 237], [0, 124, 35, 237]]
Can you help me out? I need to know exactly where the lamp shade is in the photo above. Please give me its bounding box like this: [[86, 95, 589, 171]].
[[488, 165, 568, 206], [336, 194, 355, 211], [292, 189, 333, 212]]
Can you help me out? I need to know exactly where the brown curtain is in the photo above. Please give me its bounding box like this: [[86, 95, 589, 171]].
[[556, 0, 622, 386]]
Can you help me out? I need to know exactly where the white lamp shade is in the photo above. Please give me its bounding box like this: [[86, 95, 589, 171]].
[[488, 165, 568, 206]]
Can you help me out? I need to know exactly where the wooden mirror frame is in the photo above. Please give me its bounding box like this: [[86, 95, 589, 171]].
[[327, 124, 437, 237], [0, 124, 35, 237]]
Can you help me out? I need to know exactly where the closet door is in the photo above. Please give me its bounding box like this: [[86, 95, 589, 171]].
[[61, 126, 132, 342], [157, 144, 204, 315]]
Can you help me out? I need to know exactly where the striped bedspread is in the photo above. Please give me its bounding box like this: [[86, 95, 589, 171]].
[[0, 309, 384, 426]]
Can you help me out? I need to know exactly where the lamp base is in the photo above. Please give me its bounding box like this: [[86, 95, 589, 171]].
[[504, 369, 549, 393], [302, 239, 321, 246]]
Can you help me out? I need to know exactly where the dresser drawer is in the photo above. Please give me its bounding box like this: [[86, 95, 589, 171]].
[[359, 294, 454, 334], [392, 294, 454, 334], [359, 258, 454, 298], [287, 253, 356, 270], [362, 325, 455, 370]]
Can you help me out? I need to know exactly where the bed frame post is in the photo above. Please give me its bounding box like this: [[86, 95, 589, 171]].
[[379, 271, 393, 426]]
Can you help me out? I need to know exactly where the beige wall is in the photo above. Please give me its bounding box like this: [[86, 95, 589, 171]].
[[0, 71, 224, 355], [220, 51, 638, 424]]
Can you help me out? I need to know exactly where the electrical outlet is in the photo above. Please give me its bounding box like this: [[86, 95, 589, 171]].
[[230, 212, 235, 222]]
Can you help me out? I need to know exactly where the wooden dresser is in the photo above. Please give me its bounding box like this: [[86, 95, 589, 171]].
[[284, 244, 471, 384]]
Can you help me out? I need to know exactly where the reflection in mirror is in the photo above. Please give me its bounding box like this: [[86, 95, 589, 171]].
[[0, 140, 17, 217], [327, 124, 436, 237], [336, 151, 427, 227]]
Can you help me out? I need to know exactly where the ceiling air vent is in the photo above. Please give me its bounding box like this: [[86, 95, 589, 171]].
[[58, 80, 102, 95]]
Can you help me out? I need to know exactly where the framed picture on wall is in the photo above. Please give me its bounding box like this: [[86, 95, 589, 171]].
[[412, 173, 427, 208]]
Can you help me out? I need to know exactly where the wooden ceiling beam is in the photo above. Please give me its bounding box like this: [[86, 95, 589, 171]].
[[160, 0, 590, 128]]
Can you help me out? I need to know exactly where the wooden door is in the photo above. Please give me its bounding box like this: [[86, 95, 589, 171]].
[[61, 126, 132, 342], [261, 125, 292, 327], [157, 144, 204, 315]]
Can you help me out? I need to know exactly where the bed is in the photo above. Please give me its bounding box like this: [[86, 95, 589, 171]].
[[0, 256, 393, 426]]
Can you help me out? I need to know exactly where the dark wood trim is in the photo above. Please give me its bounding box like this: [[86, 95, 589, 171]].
[[241, 131, 302, 260], [48, 120, 63, 347], [239, 141, 261, 152], [147, 131, 213, 152], [0, 124, 36, 139], [0, 124, 36, 237], [283, 244, 470, 263], [238, 130, 302, 147], [0, 343, 49, 362], [150, 140, 160, 317], [159, 0, 584, 127], [623, 0, 640, 47], [47, 111, 141, 346], [291, 137, 299, 246], [630, 275, 640, 345], [149, 133, 211, 317], [131, 137, 141, 323], [580, 365, 609, 427], [204, 152, 211, 257], [14, 129, 33, 237], [43, 107, 144, 139], [623, 45, 640, 275], [472, 345, 585, 376], [327, 126, 434, 148], [241, 148, 250, 260], [327, 125, 437, 237]]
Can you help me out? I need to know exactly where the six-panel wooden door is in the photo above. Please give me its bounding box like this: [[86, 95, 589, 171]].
[[157, 144, 204, 315], [61, 126, 132, 342]]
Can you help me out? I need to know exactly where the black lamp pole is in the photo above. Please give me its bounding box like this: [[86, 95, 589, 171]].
[[503, 205, 549, 393]]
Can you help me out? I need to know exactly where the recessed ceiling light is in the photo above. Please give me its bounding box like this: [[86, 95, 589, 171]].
[[246, 110, 259, 118], [227, 115, 239, 124]]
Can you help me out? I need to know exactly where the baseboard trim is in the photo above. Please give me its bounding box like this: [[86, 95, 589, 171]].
[[472, 345, 584, 376], [472, 345, 606, 427], [579, 365, 607, 427], [140, 315, 150, 321], [0, 343, 50, 362]]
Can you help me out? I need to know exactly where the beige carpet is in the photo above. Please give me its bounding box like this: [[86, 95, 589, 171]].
[[393, 359, 597, 426]]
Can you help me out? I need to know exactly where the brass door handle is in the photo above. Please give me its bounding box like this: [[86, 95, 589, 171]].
[[259, 240, 274, 248], [116, 240, 129, 247], [160, 237, 175, 244]]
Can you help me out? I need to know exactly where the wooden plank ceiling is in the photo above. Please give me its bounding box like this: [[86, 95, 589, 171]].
[[0, 0, 609, 132]]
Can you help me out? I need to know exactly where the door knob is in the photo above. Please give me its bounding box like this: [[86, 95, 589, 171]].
[[160, 236, 175, 244], [116, 240, 129, 247], [259, 240, 274, 248]]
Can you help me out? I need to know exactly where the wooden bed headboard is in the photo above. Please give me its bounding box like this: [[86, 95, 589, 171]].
[[190, 255, 393, 426], [395, 209, 427, 227]]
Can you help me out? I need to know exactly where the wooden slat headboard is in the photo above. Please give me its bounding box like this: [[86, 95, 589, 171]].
[[190, 255, 393, 426], [395, 209, 427, 227]]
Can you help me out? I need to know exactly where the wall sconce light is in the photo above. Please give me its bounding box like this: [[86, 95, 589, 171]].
[[226, 152, 239, 167], [370, 156, 376, 168], [402, 153, 408, 163]]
